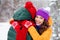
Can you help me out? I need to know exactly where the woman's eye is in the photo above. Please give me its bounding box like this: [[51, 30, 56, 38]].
[[36, 16, 38, 18], [40, 17, 43, 19]]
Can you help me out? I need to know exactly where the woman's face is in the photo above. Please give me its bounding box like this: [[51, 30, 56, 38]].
[[35, 15, 44, 25]]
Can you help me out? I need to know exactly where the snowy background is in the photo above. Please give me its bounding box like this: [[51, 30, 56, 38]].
[[0, 22, 11, 40], [0, 0, 60, 40]]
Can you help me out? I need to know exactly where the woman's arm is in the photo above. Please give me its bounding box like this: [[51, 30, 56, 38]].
[[39, 27, 52, 40], [28, 26, 52, 40], [22, 20, 52, 40], [28, 26, 40, 40]]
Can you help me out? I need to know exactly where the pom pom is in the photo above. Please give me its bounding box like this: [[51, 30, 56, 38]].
[[25, 1, 33, 8]]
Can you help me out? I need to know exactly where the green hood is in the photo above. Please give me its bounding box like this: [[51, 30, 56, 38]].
[[13, 7, 32, 20]]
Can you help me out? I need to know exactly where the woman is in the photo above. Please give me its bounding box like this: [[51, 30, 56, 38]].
[[23, 8, 53, 40]]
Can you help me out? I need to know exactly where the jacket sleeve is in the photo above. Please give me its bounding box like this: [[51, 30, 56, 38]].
[[28, 26, 52, 40]]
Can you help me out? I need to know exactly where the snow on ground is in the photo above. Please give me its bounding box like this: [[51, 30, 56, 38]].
[[0, 22, 11, 40]]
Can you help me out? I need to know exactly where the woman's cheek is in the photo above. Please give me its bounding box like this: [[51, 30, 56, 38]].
[[38, 19, 44, 24]]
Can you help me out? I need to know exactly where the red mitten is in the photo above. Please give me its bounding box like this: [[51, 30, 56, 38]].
[[10, 21, 20, 32], [11, 21, 19, 28], [22, 20, 34, 28]]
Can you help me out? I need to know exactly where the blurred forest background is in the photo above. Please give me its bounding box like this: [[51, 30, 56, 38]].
[[0, 0, 60, 40]]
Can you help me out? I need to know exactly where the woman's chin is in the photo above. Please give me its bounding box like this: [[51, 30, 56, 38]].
[[36, 23, 41, 26]]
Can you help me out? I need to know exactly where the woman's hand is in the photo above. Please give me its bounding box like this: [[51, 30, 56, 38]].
[[22, 20, 33, 28], [11, 21, 19, 28]]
